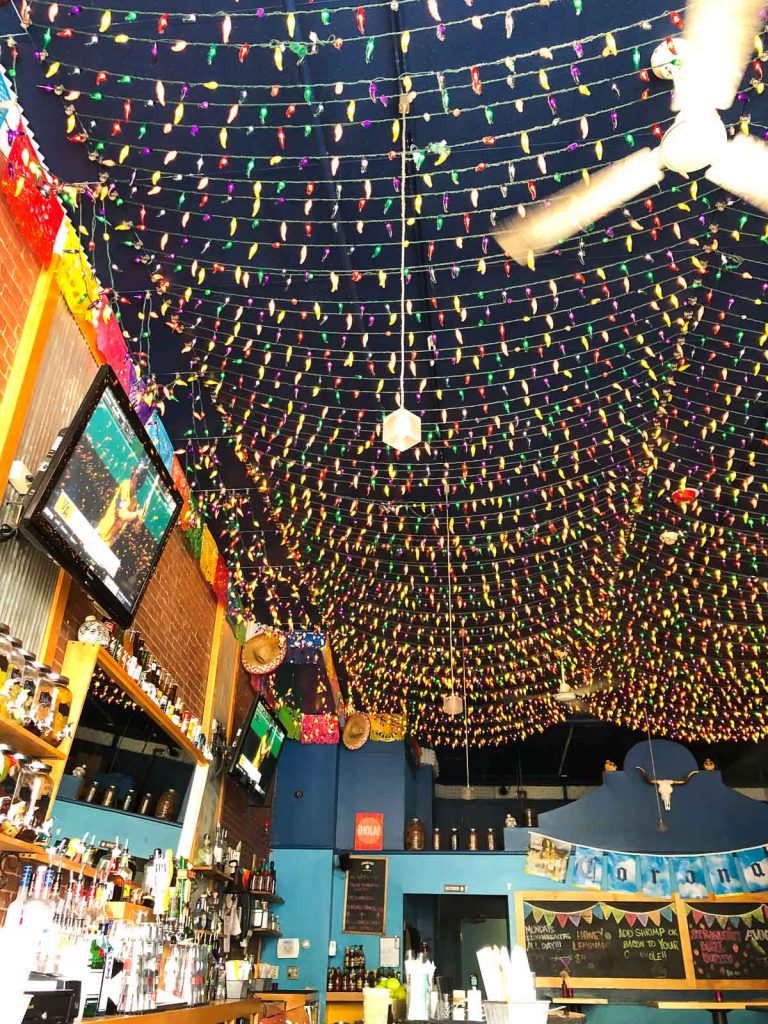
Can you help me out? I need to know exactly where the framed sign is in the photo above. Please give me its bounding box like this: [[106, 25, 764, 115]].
[[343, 856, 388, 935], [355, 812, 384, 851]]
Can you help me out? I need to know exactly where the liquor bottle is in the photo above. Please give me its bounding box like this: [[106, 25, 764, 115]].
[[166, 680, 178, 721], [213, 826, 223, 870], [268, 860, 276, 893]]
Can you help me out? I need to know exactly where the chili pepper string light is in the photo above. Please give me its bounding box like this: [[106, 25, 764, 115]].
[[18, 0, 768, 745]]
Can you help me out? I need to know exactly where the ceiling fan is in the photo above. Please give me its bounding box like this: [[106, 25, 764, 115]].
[[522, 660, 613, 714], [495, 0, 768, 265]]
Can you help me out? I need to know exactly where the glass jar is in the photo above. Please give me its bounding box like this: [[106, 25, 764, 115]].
[[0, 745, 24, 830], [29, 672, 71, 747], [10, 759, 53, 841], [405, 817, 425, 851], [155, 789, 179, 821], [0, 644, 31, 721], [7, 657, 42, 729]]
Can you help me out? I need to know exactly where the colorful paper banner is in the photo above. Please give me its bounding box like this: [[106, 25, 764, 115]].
[[527, 833, 768, 898]]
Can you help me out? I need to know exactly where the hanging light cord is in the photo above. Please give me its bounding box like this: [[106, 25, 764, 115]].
[[445, 478, 455, 698], [462, 633, 470, 791], [644, 706, 665, 828], [399, 103, 407, 409]]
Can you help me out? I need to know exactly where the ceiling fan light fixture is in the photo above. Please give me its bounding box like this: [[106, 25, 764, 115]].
[[383, 406, 421, 453], [659, 111, 727, 174], [442, 692, 464, 716], [553, 688, 578, 705]]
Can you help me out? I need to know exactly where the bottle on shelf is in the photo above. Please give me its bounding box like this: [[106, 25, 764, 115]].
[[212, 825, 224, 871]]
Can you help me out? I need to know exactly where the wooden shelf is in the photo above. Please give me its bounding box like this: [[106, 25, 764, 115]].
[[92, 645, 207, 765], [105, 900, 154, 922], [0, 714, 67, 761], [189, 866, 283, 903], [326, 993, 364, 1002], [252, 889, 283, 904], [190, 865, 234, 884], [252, 928, 282, 937], [0, 833, 98, 877]]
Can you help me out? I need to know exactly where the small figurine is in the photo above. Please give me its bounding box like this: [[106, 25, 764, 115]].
[[504, 813, 517, 828], [604, 759, 617, 772], [703, 757, 716, 771]]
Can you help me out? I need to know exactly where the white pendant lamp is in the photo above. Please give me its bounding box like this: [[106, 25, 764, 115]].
[[383, 92, 421, 452]]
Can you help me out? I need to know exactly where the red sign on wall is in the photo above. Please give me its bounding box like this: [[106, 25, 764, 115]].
[[354, 813, 384, 851]]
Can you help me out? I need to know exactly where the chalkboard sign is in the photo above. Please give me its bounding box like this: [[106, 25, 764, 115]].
[[343, 856, 388, 935], [686, 900, 768, 984], [517, 894, 686, 988]]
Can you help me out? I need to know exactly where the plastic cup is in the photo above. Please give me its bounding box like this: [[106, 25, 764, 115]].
[[363, 987, 391, 1024]]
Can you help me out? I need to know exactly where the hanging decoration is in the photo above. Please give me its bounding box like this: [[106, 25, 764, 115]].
[[1, 130, 63, 266], [527, 832, 768, 899]]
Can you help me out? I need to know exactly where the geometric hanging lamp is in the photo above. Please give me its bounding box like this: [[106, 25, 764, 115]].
[[383, 88, 421, 452]]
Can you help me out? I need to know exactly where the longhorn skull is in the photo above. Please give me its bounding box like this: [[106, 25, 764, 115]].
[[636, 766, 700, 811]]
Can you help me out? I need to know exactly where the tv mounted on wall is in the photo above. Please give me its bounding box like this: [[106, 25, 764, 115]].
[[228, 696, 286, 802], [22, 365, 182, 627]]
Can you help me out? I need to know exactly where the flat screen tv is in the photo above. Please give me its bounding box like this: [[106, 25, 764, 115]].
[[22, 366, 182, 627], [228, 696, 286, 801]]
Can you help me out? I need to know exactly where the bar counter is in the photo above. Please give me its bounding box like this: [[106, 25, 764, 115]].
[[95, 988, 319, 1024]]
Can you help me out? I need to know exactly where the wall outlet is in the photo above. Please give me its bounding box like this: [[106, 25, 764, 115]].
[[287, 967, 299, 980]]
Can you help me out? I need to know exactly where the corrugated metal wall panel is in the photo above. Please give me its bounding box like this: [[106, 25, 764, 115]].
[[0, 297, 97, 650]]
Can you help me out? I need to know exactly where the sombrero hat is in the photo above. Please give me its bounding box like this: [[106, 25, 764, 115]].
[[342, 712, 371, 750], [241, 623, 287, 675]]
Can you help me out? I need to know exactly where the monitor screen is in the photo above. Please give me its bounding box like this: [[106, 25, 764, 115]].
[[24, 367, 182, 626], [230, 697, 286, 800]]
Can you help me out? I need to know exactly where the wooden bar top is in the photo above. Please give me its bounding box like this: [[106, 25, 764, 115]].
[[96, 996, 271, 1024], [96, 990, 319, 1024]]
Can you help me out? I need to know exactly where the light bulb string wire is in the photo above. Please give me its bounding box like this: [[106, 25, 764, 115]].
[[399, 100, 407, 408], [445, 476, 456, 698], [643, 703, 666, 828]]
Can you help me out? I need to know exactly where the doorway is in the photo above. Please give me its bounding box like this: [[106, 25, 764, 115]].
[[402, 894, 510, 996]]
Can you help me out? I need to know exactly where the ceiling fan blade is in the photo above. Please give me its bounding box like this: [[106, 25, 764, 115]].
[[706, 135, 768, 214], [494, 149, 664, 265], [571, 681, 612, 697], [673, 0, 764, 113]]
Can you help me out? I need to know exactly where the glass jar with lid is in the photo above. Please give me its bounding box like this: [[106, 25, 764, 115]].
[[9, 759, 53, 841], [28, 671, 71, 747], [13, 660, 47, 732], [0, 642, 30, 720]]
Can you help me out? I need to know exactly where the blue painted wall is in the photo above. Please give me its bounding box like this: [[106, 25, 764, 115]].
[[538, 740, 768, 852], [53, 798, 182, 858], [261, 847, 335, 999], [266, 739, 768, 1024], [272, 741, 338, 848], [335, 743, 408, 851]]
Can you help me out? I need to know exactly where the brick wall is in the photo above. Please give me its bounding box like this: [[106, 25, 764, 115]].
[[54, 529, 217, 720], [220, 663, 273, 870], [0, 165, 41, 403]]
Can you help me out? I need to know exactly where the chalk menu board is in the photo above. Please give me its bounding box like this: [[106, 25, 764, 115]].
[[687, 900, 768, 983], [343, 856, 387, 935], [517, 895, 686, 988]]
